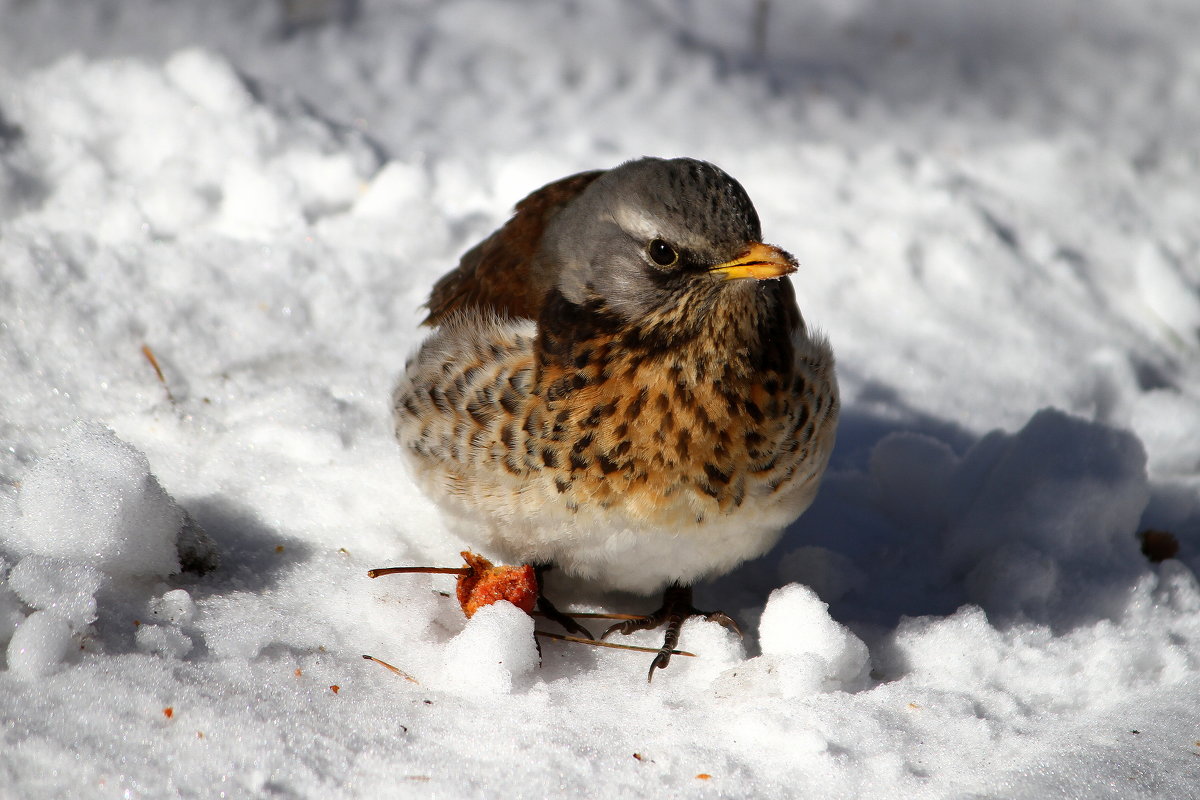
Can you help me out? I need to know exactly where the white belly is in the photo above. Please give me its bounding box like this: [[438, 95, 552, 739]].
[[404, 450, 827, 595]]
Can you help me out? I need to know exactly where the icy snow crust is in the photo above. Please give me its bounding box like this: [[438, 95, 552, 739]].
[[1, 2, 1199, 797]]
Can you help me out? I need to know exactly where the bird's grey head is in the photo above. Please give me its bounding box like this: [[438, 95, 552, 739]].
[[538, 157, 783, 324]]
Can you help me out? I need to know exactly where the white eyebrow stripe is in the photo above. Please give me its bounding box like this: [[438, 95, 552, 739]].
[[609, 201, 660, 241]]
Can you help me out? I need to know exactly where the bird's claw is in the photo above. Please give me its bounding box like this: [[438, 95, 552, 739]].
[[603, 583, 742, 680], [701, 610, 742, 637], [534, 564, 595, 640], [537, 594, 595, 639]]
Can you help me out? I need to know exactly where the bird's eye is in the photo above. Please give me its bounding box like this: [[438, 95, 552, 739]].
[[647, 238, 679, 268]]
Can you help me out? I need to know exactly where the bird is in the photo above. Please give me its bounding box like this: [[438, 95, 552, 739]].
[[392, 157, 839, 678]]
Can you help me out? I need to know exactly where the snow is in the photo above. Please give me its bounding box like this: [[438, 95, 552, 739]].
[[756, 583, 871, 693], [7, 556, 103, 630], [440, 601, 539, 696], [6, 611, 73, 678], [0, 0, 1199, 797], [12, 422, 187, 577]]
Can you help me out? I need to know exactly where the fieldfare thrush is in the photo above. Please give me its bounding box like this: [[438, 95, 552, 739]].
[[392, 157, 839, 677]]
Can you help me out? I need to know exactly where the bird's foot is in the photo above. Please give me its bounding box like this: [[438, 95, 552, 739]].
[[602, 583, 741, 681], [534, 565, 595, 640]]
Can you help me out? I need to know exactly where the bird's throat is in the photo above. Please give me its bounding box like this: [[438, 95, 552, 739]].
[[536, 281, 799, 383]]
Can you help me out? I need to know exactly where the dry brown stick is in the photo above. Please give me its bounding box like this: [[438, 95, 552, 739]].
[[534, 630, 696, 657], [532, 610, 645, 621], [362, 654, 420, 683], [367, 566, 469, 578], [141, 344, 177, 405]]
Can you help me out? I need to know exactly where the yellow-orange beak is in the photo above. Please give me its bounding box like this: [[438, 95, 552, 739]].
[[708, 242, 797, 281]]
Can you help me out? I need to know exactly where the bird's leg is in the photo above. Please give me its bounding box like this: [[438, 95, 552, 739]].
[[603, 583, 742, 680], [533, 564, 595, 640]]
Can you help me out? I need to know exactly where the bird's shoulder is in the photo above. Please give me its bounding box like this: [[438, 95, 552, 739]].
[[423, 169, 605, 326]]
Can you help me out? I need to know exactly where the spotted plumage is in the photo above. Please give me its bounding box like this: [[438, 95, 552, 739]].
[[392, 157, 838, 673]]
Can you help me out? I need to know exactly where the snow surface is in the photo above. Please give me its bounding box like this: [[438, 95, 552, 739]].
[[1, 1, 1199, 797]]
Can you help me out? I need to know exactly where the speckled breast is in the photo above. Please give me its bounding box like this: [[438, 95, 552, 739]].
[[392, 310, 838, 539]]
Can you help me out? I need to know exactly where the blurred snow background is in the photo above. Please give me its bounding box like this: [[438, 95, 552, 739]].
[[1, 1, 1199, 797]]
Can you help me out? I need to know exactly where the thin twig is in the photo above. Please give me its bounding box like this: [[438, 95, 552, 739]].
[[141, 344, 177, 405], [534, 630, 696, 657], [367, 566, 469, 578], [532, 610, 645, 621], [362, 654, 420, 683]]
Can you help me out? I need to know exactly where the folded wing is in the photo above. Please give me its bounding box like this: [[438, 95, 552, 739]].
[[423, 169, 604, 326]]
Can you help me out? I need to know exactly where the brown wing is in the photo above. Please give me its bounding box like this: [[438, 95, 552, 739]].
[[423, 169, 605, 326]]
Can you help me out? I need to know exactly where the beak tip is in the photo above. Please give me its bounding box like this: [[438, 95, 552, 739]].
[[711, 241, 798, 281]]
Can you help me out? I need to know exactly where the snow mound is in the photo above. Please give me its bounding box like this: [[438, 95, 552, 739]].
[[0, 572, 24, 648], [440, 601, 539, 695], [751, 583, 871, 695], [945, 409, 1149, 625], [135, 623, 194, 660], [149, 588, 197, 625], [6, 421, 185, 577], [868, 408, 1151, 627], [6, 610, 73, 677], [7, 556, 102, 629]]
